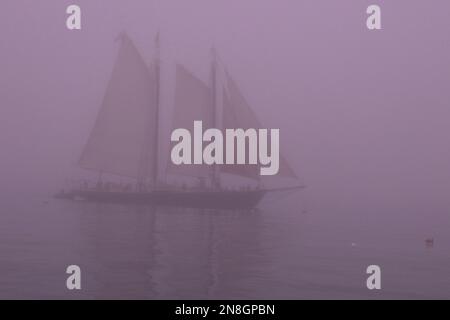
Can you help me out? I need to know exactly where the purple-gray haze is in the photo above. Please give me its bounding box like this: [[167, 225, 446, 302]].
[[0, 0, 450, 299]]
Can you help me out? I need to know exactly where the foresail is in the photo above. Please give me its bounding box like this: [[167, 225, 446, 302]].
[[222, 71, 298, 180], [79, 34, 158, 181], [278, 148, 298, 179], [167, 64, 214, 178], [222, 88, 260, 179]]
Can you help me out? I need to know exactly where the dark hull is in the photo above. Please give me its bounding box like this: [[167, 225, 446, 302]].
[[55, 189, 266, 210]]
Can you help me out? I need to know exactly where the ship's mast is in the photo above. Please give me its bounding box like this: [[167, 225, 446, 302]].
[[153, 32, 161, 186], [210, 47, 220, 189]]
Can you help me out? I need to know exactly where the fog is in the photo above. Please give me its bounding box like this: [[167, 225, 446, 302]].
[[1, 0, 450, 227]]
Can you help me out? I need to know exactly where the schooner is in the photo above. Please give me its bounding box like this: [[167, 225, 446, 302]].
[[56, 33, 303, 209]]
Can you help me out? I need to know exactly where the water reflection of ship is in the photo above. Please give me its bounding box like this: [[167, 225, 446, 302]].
[[156, 208, 267, 299], [78, 203, 160, 298], [56, 33, 303, 209], [77, 203, 266, 299]]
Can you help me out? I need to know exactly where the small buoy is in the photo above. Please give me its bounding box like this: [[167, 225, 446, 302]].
[[425, 238, 434, 248], [351, 242, 357, 247]]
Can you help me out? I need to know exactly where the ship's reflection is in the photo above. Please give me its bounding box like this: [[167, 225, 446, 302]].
[[76, 203, 267, 299]]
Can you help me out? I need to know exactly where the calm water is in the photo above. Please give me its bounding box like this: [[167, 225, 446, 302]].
[[0, 191, 449, 299]]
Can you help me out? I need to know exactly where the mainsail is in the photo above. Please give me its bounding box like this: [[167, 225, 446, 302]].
[[167, 64, 214, 178], [222, 71, 298, 180], [79, 34, 159, 181]]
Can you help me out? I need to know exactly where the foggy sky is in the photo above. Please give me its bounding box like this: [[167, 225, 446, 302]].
[[1, 0, 450, 218]]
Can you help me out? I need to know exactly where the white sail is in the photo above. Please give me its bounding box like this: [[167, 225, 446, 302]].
[[79, 34, 159, 181], [167, 64, 214, 178], [222, 71, 298, 180], [222, 88, 260, 179]]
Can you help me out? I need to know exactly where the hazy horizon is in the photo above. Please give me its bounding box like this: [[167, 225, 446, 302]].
[[1, 0, 449, 299]]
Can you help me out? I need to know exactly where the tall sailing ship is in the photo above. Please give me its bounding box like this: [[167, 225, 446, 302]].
[[55, 33, 303, 209]]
